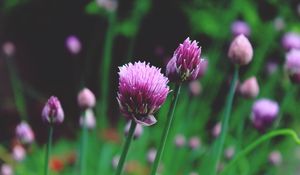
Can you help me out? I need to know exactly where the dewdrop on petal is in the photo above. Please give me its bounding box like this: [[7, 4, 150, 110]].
[[188, 136, 200, 150], [79, 109, 96, 129], [1, 164, 12, 175], [117, 62, 169, 126], [147, 148, 157, 164], [269, 150, 282, 166], [238, 76, 259, 98], [228, 34, 253, 65], [77, 88, 96, 109], [174, 134, 186, 148], [65, 35, 81, 55], [251, 98, 279, 132], [16, 122, 35, 144], [231, 20, 251, 37], [42, 96, 64, 124], [284, 49, 300, 84], [12, 145, 26, 162], [124, 121, 143, 139], [281, 32, 300, 50]]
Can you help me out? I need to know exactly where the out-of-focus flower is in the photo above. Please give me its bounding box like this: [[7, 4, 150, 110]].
[[65, 35, 81, 55], [174, 134, 186, 148], [50, 157, 64, 172], [189, 172, 199, 175], [189, 81, 202, 97], [268, 150, 282, 166], [42, 96, 64, 124], [166, 38, 207, 83], [12, 145, 26, 162], [2, 42, 15, 57], [112, 155, 120, 169], [273, 17, 285, 31], [147, 148, 157, 164], [228, 34, 253, 65], [124, 121, 143, 139], [281, 32, 300, 51], [251, 98, 279, 132], [1, 164, 13, 175], [77, 88, 96, 109], [188, 136, 200, 150], [266, 61, 278, 75], [212, 122, 221, 138], [96, 0, 118, 12], [285, 49, 300, 84], [231, 20, 251, 37], [15, 122, 35, 144], [225, 146, 235, 160], [79, 109, 96, 129], [238, 76, 259, 98], [117, 62, 169, 126]]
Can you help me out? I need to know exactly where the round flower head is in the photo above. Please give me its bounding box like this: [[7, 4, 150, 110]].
[[16, 122, 35, 144], [65, 35, 81, 55], [281, 32, 300, 51], [268, 150, 282, 166], [228, 34, 253, 65], [174, 134, 186, 148], [188, 136, 201, 150], [1, 164, 12, 175], [124, 121, 143, 139], [231, 20, 251, 37], [238, 76, 259, 98], [2, 42, 15, 57], [12, 145, 26, 162], [42, 96, 64, 124], [251, 98, 279, 132], [117, 62, 169, 126], [285, 49, 300, 83], [166, 38, 206, 83], [79, 109, 96, 129], [147, 148, 157, 164], [77, 88, 96, 109]]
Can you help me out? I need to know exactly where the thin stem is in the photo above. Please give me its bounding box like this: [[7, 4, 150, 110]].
[[221, 129, 300, 175], [115, 121, 137, 175], [79, 110, 88, 175], [44, 125, 53, 175], [150, 84, 182, 175], [209, 66, 239, 175]]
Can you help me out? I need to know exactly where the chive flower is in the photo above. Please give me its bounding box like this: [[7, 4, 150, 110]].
[[15, 122, 35, 144], [42, 96, 64, 124], [77, 88, 96, 109], [285, 49, 300, 84], [117, 62, 169, 126]]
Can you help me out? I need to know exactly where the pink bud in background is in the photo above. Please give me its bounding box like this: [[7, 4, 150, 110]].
[[77, 88, 96, 109], [188, 136, 200, 150], [96, 0, 118, 12], [174, 134, 186, 148], [65, 35, 81, 55], [147, 148, 157, 164], [12, 145, 26, 162], [268, 150, 282, 166], [228, 34, 253, 65], [284, 49, 300, 84], [251, 98, 279, 132], [42, 96, 64, 124], [188, 81, 202, 97], [2, 42, 15, 57], [281, 32, 300, 51], [16, 122, 35, 144], [225, 146, 235, 160], [212, 122, 221, 138], [79, 109, 96, 129], [1, 164, 12, 175], [231, 20, 251, 37], [238, 76, 259, 98], [112, 155, 120, 169], [124, 121, 143, 139]]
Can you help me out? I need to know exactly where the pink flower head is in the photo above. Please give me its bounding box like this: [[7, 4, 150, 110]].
[[166, 38, 206, 83], [174, 134, 186, 148], [42, 96, 64, 124], [2, 42, 15, 56], [15, 122, 35, 144], [96, 0, 118, 12], [12, 145, 26, 162], [238, 76, 259, 98], [1, 164, 12, 175], [147, 148, 157, 164], [65, 35, 81, 55], [228, 34, 253, 65], [188, 136, 201, 150], [281, 32, 300, 51], [251, 98, 279, 132], [285, 49, 300, 83], [268, 150, 282, 166], [124, 121, 143, 139], [117, 62, 169, 126], [189, 80, 202, 97], [77, 88, 96, 109], [231, 20, 251, 37]]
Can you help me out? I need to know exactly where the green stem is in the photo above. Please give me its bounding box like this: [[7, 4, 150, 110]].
[[99, 11, 117, 128], [44, 125, 53, 175], [210, 66, 239, 175], [115, 121, 137, 175], [79, 111, 88, 175], [221, 129, 300, 175], [150, 84, 182, 175]]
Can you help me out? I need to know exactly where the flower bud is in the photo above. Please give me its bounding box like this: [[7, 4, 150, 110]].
[[251, 98, 279, 132], [212, 122, 221, 138], [1, 164, 12, 175], [273, 17, 285, 31], [79, 109, 96, 129], [174, 134, 186, 148], [188, 136, 200, 150], [124, 121, 143, 139], [188, 81, 202, 97], [228, 34, 253, 65], [42, 96, 64, 124], [231, 20, 251, 37], [12, 145, 26, 162], [112, 155, 120, 170], [96, 0, 118, 12], [15, 122, 34, 144], [281, 32, 300, 50], [147, 148, 157, 164], [65, 35, 81, 55], [77, 88, 96, 109], [284, 49, 300, 84], [238, 76, 259, 98], [224, 146, 235, 160], [2, 42, 15, 57], [268, 150, 282, 166]]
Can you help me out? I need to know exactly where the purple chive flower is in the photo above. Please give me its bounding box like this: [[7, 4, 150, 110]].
[[42, 96, 64, 124], [117, 62, 169, 126], [124, 121, 143, 139], [268, 150, 282, 166], [251, 98, 279, 132], [12, 145, 26, 162], [228, 34, 253, 65], [231, 20, 251, 37], [2, 42, 15, 57], [281, 32, 300, 51], [1, 164, 12, 175], [65, 35, 81, 55], [166, 38, 206, 83], [188, 136, 201, 150], [238, 76, 259, 99], [189, 80, 202, 97], [79, 109, 96, 129], [212, 122, 221, 138], [174, 134, 186, 148], [15, 122, 35, 144], [77, 88, 96, 109], [285, 49, 300, 83]]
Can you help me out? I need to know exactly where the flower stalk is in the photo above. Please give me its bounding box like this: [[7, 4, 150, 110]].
[[44, 125, 53, 175]]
